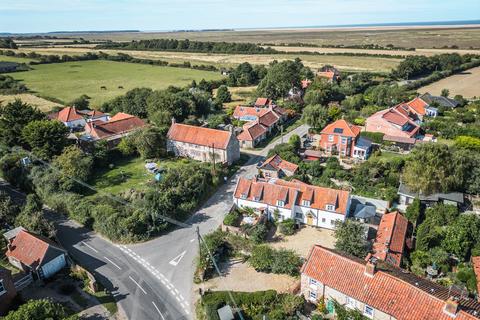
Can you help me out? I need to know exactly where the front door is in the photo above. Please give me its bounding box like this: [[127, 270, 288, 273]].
[[307, 215, 313, 225]]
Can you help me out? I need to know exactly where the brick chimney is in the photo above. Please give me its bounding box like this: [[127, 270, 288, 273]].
[[443, 297, 459, 318], [364, 254, 377, 278]]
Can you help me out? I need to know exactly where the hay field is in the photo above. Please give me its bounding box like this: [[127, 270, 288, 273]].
[[269, 46, 480, 57], [418, 66, 480, 99], [15, 47, 401, 72], [48, 26, 480, 49], [8, 60, 223, 107], [0, 55, 37, 63], [0, 94, 62, 112]]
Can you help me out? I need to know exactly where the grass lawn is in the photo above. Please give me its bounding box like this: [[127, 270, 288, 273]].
[[0, 256, 20, 275], [8, 60, 224, 107], [89, 156, 193, 195], [0, 55, 36, 63], [376, 150, 407, 161], [0, 93, 63, 112]]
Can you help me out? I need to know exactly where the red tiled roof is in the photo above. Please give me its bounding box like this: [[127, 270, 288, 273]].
[[233, 106, 270, 119], [260, 154, 299, 174], [168, 123, 233, 150], [52, 107, 84, 122], [234, 177, 349, 214], [383, 135, 417, 144], [302, 245, 480, 320], [372, 211, 409, 267], [258, 110, 279, 128], [383, 109, 409, 126], [237, 122, 267, 141], [255, 98, 271, 107], [407, 97, 429, 116], [85, 113, 145, 140], [86, 110, 107, 118], [472, 257, 480, 301], [317, 71, 336, 80], [5, 230, 60, 269], [321, 119, 361, 138]]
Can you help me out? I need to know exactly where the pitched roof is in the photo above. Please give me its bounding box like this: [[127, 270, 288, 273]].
[[373, 106, 420, 137], [233, 106, 269, 119], [302, 245, 480, 320], [407, 97, 429, 116], [234, 177, 350, 214], [237, 122, 267, 141], [5, 230, 65, 269], [372, 211, 409, 267], [85, 113, 145, 140], [86, 110, 107, 119], [255, 98, 271, 107], [420, 93, 459, 108], [51, 107, 84, 123], [317, 71, 337, 80], [168, 123, 233, 150], [259, 154, 299, 174], [321, 119, 361, 138], [258, 110, 280, 128]]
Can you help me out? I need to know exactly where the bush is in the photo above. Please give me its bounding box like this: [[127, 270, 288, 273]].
[[249, 245, 302, 276], [360, 131, 384, 144], [242, 223, 269, 244], [279, 218, 296, 235], [223, 209, 242, 226]]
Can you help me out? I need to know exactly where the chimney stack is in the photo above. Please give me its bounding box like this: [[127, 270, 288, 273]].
[[443, 297, 459, 317], [171, 117, 176, 125], [364, 254, 377, 277]]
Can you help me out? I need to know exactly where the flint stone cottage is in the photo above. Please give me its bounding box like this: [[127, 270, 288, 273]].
[[301, 245, 480, 320], [167, 120, 240, 165]]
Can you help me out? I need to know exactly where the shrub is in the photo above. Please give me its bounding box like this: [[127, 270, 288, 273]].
[[271, 249, 302, 276], [223, 209, 242, 226], [279, 218, 296, 235], [360, 131, 384, 144], [249, 245, 274, 272]]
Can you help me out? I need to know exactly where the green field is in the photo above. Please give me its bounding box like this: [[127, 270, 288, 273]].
[[0, 55, 36, 63], [8, 60, 224, 107]]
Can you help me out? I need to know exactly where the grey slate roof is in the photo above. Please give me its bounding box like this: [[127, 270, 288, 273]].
[[356, 136, 373, 149], [420, 93, 459, 108], [398, 182, 464, 204]]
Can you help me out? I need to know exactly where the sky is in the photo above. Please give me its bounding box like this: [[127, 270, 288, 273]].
[[1, 0, 479, 33]]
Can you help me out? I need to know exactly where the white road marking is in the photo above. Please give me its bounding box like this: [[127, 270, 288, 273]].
[[104, 256, 121, 270], [128, 276, 147, 295], [169, 250, 186, 266], [152, 301, 166, 320], [82, 241, 98, 253], [190, 238, 195, 243]]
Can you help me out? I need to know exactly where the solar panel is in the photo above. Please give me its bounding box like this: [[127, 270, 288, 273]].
[[333, 128, 343, 134]]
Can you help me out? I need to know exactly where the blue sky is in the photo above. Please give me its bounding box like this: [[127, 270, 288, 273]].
[[1, 0, 479, 33]]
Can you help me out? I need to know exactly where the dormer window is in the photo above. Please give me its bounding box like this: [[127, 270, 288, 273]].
[[253, 196, 260, 201], [326, 204, 335, 211], [241, 193, 247, 199], [277, 200, 285, 207], [302, 200, 311, 207]]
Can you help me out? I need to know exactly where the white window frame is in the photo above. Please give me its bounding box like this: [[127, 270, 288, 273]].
[[309, 278, 318, 286], [341, 137, 347, 144], [345, 296, 356, 309], [277, 200, 285, 207], [328, 135, 334, 142], [364, 304, 374, 318], [0, 280, 5, 296], [302, 200, 310, 207], [309, 290, 317, 301], [326, 204, 335, 211]]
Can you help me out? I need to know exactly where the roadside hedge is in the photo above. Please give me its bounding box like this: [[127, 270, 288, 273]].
[[198, 290, 304, 320]]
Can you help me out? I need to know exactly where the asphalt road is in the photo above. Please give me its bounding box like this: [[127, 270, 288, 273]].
[[0, 123, 309, 320]]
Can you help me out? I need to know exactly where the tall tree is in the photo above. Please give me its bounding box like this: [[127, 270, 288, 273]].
[[334, 219, 369, 258], [21, 120, 69, 159], [302, 104, 329, 130], [402, 143, 459, 194], [0, 99, 46, 147], [257, 60, 302, 100]]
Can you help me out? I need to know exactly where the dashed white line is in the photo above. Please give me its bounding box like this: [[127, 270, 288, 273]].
[[190, 238, 195, 243], [82, 241, 98, 253], [104, 256, 121, 270], [152, 301, 166, 320], [128, 276, 147, 295]]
